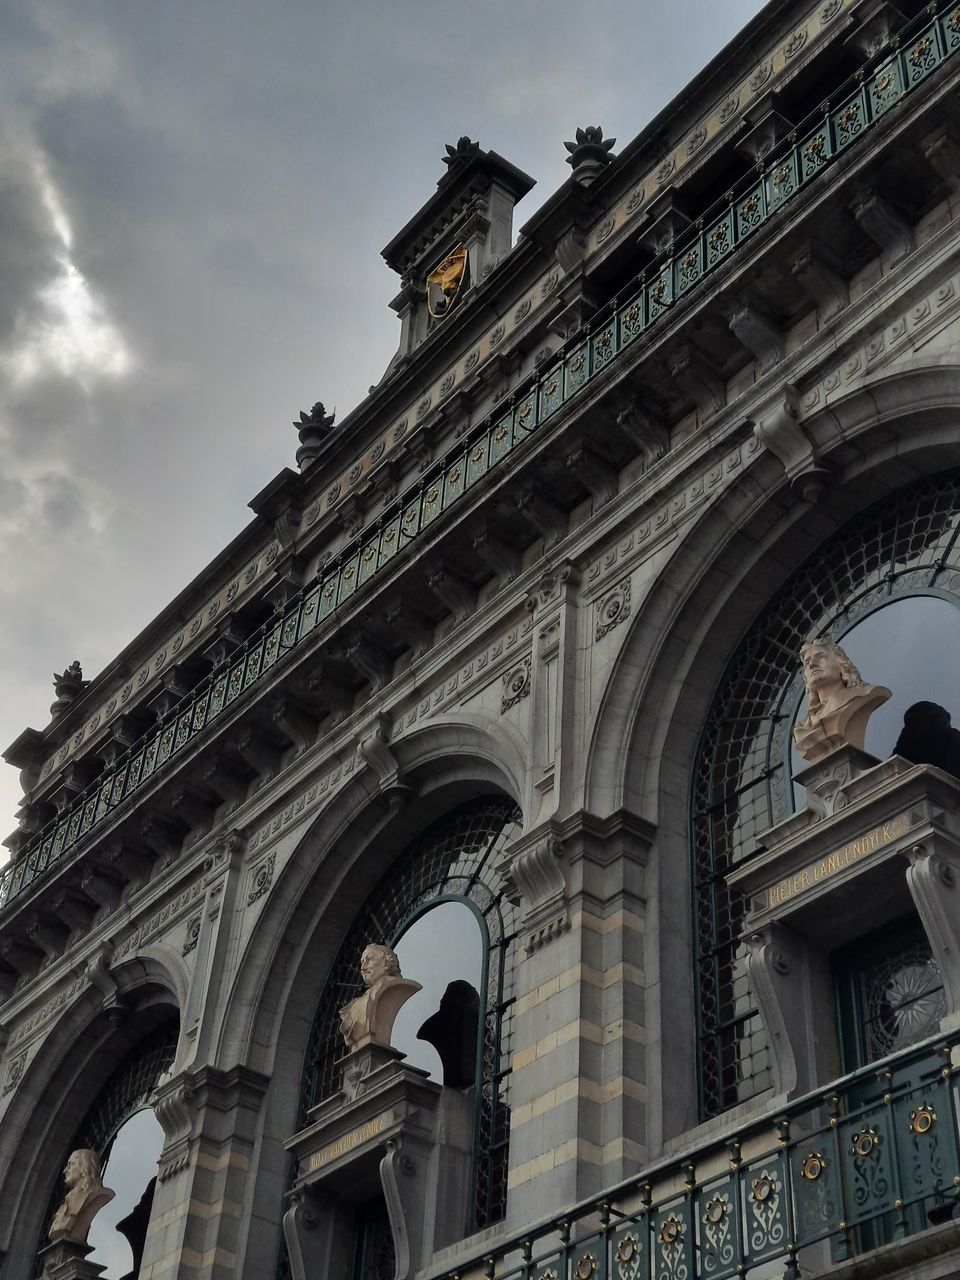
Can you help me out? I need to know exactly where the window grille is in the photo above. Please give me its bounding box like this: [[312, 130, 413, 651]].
[[299, 797, 521, 1229], [692, 472, 960, 1118]]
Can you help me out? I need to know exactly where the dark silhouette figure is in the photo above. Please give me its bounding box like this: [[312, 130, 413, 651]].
[[417, 980, 480, 1088], [117, 1176, 157, 1280], [894, 702, 960, 781]]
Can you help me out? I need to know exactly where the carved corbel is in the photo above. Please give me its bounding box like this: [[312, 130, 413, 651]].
[[359, 715, 412, 808], [472, 525, 521, 585], [302, 659, 354, 716], [50, 889, 96, 937], [844, 0, 908, 58], [505, 835, 569, 951], [425, 561, 474, 624], [736, 93, 793, 164], [614, 398, 671, 468], [904, 844, 960, 1024], [342, 637, 392, 693], [384, 601, 433, 659], [25, 914, 69, 964], [79, 865, 124, 912], [0, 934, 44, 980], [554, 225, 588, 275], [232, 726, 283, 786], [515, 485, 567, 550], [743, 928, 803, 1097], [669, 345, 725, 420], [380, 1139, 426, 1280], [196, 756, 249, 810], [266, 553, 309, 612], [269, 695, 317, 755], [202, 618, 247, 670], [336, 495, 365, 539], [790, 247, 848, 321], [635, 189, 692, 255], [752, 385, 830, 502], [85, 943, 129, 1025], [922, 125, 960, 195], [104, 837, 155, 891], [168, 787, 214, 843], [728, 301, 784, 373], [850, 188, 912, 265], [98, 714, 141, 769], [152, 1074, 196, 1183], [565, 444, 617, 507]]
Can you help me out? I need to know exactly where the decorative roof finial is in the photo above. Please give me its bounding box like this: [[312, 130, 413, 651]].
[[293, 402, 336, 470], [564, 126, 617, 185], [442, 136, 480, 172], [50, 661, 87, 721]]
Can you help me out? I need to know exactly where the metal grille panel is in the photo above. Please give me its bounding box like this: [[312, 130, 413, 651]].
[[693, 473, 960, 1117]]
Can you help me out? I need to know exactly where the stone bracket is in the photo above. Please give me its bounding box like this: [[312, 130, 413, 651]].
[[791, 246, 848, 321], [614, 397, 671, 468], [728, 300, 784, 373], [669, 345, 725, 421], [359, 715, 413, 808], [501, 832, 569, 951], [752, 385, 830, 502], [850, 188, 912, 265]]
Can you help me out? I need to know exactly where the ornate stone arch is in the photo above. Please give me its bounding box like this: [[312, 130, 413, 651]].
[[0, 960, 181, 1279], [214, 720, 525, 1278], [583, 368, 960, 1142]]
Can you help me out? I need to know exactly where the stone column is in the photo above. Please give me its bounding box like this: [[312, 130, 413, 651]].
[[138, 1065, 269, 1280], [500, 811, 652, 1230]]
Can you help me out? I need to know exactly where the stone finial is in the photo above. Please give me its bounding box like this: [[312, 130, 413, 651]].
[[793, 641, 891, 764], [50, 662, 87, 721], [564, 126, 616, 185], [442, 136, 480, 171], [338, 943, 422, 1052], [293, 402, 336, 470], [48, 1149, 115, 1244]]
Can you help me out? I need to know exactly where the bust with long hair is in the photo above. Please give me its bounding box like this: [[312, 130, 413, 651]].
[[338, 943, 422, 1053], [793, 641, 891, 764], [49, 1148, 115, 1244]]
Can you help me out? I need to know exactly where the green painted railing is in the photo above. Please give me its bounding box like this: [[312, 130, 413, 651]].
[[4, 1, 959, 907], [433, 1036, 960, 1280]]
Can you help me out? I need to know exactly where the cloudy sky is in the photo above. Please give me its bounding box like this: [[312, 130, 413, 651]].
[[0, 0, 767, 841]]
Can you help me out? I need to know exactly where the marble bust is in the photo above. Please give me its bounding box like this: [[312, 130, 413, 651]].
[[793, 641, 891, 764], [49, 1149, 115, 1244], [338, 944, 422, 1053]]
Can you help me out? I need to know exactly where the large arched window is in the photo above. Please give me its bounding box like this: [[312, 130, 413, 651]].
[[299, 796, 521, 1229], [693, 472, 960, 1119], [35, 1021, 177, 1276]]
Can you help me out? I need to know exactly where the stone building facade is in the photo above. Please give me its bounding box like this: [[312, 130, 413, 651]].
[[3, 0, 960, 1276]]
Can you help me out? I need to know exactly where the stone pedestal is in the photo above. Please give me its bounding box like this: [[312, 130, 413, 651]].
[[730, 759, 960, 1098], [284, 1054, 473, 1280], [38, 1241, 105, 1280]]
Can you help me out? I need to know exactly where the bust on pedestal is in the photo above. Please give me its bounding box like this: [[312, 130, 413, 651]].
[[40, 1149, 115, 1279], [338, 943, 422, 1100], [793, 640, 891, 765]]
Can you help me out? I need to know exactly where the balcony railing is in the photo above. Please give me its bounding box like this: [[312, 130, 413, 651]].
[[4, 1, 959, 907], [436, 1035, 960, 1280]]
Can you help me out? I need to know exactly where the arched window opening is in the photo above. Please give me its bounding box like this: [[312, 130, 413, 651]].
[[693, 472, 960, 1119], [391, 900, 484, 1084], [35, 1022, 177, 1277], [298, 797, 520, 1232], [88, 1108, 165, 1278]]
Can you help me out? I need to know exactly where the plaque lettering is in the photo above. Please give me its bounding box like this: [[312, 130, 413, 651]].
[[761, 813, 909, 911], [302, 1112, 391, 1174]]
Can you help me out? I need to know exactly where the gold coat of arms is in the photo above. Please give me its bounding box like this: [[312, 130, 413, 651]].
[[427, 245, 469, 317]]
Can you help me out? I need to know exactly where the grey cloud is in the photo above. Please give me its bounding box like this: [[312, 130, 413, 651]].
[[0, 0, 766, 836]]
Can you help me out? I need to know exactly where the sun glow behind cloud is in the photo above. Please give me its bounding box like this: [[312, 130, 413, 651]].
[[4, 147, 132, 388]]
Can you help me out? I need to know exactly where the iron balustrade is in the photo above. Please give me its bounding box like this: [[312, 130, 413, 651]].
[[432, 1035, 960, 1280], [3, 1, 960, 907]]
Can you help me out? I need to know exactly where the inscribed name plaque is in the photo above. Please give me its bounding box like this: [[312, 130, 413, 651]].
[[755, 813, 910, 912], [302, 1112, 393, 1175]]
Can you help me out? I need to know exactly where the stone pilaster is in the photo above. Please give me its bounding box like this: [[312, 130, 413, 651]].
[[138, 1065, 269, 1280], [500, 810, 653, 1230]]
